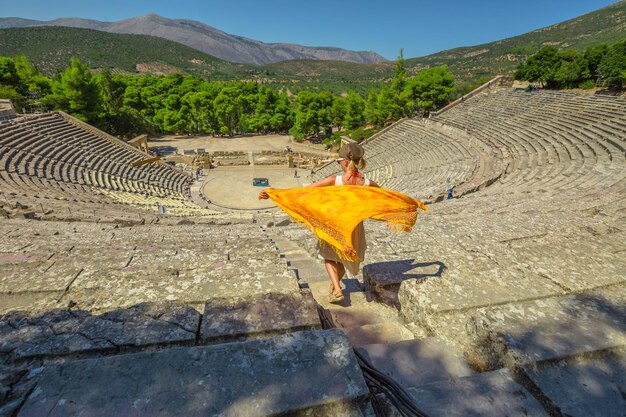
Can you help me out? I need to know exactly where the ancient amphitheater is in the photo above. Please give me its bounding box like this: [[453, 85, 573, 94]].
[[0, 80, 624, 416]]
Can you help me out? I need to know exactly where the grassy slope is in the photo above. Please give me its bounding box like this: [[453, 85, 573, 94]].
[[0, 26, 254, 79], [1, 1, 624, 89], [404, 0, 626, 81]]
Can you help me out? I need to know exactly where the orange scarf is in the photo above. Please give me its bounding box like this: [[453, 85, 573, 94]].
[[260, 186, 427, 262]]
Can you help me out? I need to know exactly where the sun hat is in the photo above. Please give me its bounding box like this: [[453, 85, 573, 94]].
[[338, 143, 364, 162]]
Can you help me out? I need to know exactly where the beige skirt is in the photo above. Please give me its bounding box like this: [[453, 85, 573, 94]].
[[317, 222, 366, 276]]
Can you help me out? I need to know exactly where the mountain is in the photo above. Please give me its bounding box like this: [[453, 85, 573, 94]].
[[404, 0, 626, 81], [0, 13, 387, 65], [0, 1, 623, 91], [0, 26, 254, 78]]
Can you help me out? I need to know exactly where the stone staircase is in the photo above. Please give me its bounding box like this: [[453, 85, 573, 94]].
[[265, 217, 626, 416], [263, 224, 548, 416], [263, 224, 418, 348]]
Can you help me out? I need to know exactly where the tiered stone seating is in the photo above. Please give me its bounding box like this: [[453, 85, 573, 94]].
[[431, 87, 626, 198], [0, 112, 225, 220], [0, 219, 373, 416], [312, 119, 499, 201], [303, 86, 626, 415]]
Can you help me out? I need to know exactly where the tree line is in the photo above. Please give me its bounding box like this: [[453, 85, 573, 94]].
[[514, 40, 626, 90], [0, 52, 455, 144]]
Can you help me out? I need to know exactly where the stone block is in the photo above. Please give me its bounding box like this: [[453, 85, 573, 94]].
[[0, 302, 199, 360], [523, 350, 626, 417], [344, 322, 415, 348], [398, 266, 564, 324], [468, 288, 626, 368], [355, 338, 474, 388], [0, 261, 82, 293], [201, 291, 321, 342], [406, 369, 549, 417], [18, 329, 370, 417], [363, 259, 445, 305]]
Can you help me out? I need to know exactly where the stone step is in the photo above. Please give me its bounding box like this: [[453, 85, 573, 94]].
[[289, 259, 327, 284], [521, 349, 626, 417], [363, 259, 446, 306], [344, 322, 415, 348], [355, 338, 474, 389], [201, 291, 321, 343], [18, 329, 374, 417], [403, 369, 549, 417], [0, 302, 200, 361], [468, 285, 626, 369]]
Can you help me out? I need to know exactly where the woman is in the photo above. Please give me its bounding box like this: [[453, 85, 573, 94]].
[[261, 142, 378, 303]]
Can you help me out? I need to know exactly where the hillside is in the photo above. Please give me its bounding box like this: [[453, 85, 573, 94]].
[[0, 1, 624, 90], [0, 26, 254, 79], [0, 13, 386, 65], [405, 0, 626, 80]]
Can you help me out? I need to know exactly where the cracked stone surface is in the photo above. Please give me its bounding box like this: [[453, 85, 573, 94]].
[[467, 286, 626, 368], [523, 350, 626, 417], [2, 88, 626, 416], [202, 291, 321, 342], [405, 369, 549, 417], [17, 329, 369, 417], [0, 220, 297, 314], [0, 302, 200, 360], [355, 338, 474, 388]]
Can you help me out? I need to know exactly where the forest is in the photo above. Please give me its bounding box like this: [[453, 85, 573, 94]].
[[0, 52, 455, 144], [514, 40, 626, 90], [2, 39, 622, 145]]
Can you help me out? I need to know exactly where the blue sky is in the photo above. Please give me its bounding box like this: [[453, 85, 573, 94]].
[[2, 0, 617, 60]]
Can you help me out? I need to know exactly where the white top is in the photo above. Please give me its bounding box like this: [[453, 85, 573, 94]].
[[335, 174, 370, 186]]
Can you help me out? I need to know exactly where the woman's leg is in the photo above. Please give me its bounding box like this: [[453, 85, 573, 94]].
[[325, 260, 343, 294], [337, 262, 346, 281]]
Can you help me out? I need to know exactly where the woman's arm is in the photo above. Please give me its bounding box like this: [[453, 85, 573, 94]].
[[305, 176, 336, 188]]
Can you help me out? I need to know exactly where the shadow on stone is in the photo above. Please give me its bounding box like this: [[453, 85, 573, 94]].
[[363, 259, 446, 306], [467, 291, 626, 416]]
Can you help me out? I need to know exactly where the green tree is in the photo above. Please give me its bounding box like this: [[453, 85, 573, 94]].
[[214, 85, 240, 136], [599, 40, 626, 90], [45, 58, 103, 122], [343, 91, 365, 130], [403, 66, 454, 116], [554, 49, 590, 88], [0, 57, 25, 109], [514, 46, 561, 87], [364, 89, 381, 127], [290, 90, 333, 140], [584, 44, 609, 78], [392, 49, 407, 92], [14, 55, 50, 96], [330, 96, 347, 130]]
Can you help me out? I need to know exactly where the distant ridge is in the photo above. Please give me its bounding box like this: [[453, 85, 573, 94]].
[[0, 26, 253, 78], [405, 0, 626, 80], [0, 13, 387, 65]]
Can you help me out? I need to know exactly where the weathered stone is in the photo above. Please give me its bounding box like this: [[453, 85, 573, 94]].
[[356, 338, 474, 388], [363, 259, 445, 305], [406, 369, 549, 417], [344, 322, 415, 348], [468, 288, 626, 368], [0, 302, 199, 360], [66, 265, 298, 311], [0, 261, 82, 293], [523, 350, 626, 417], [18, 329, 370, 417], [398, 266, 564, 325], [201, 291, 321, 342], [0, 292, 63, 315]]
